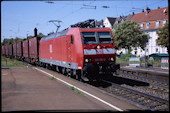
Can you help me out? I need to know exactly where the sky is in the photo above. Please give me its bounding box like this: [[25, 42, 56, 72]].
[[1, 0, 168, 42]]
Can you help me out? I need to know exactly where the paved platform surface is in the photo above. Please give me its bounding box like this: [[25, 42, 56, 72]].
[[121, 66, 169, 75], [2, 66, 145, 111]]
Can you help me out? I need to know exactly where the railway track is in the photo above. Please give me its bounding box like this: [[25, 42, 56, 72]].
[[34, 64, 169, 111], [113, 70, 169, 100], [99, 79, 169, 111]]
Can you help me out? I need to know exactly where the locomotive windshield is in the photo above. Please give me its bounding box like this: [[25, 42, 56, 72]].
[[81, 32, 113, 44], [82, 32, 97, 44], [97, 32, 113, 43]]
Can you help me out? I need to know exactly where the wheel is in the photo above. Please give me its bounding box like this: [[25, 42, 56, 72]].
[[62, 67, 66, 75], [56, 66, 59, 72]]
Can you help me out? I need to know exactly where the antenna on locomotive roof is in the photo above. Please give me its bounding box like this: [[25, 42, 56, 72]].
[[48, 20, 62, 33]]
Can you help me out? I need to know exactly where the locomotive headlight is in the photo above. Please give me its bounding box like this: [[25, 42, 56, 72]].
[[111, 57, 114, 61], [85, 58, 92, 63], [85, 59, 89, 62], [108, 57, 114, 61], [97, 45, 101, 49]]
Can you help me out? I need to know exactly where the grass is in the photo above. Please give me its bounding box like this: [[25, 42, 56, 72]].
[[116, 53, 162, 67], [68, 86, 85, 97], [1, 56, 26, 67], [50, 76, 56, 81]]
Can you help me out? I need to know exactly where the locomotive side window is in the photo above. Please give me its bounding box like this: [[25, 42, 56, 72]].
[[97, 32, 113, 43], [82, 32, 97, 44], [71, 35, 74, 45]]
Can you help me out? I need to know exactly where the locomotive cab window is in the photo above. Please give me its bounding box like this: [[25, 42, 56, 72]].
[[71, 35, 74, 45], [97, 32, 113, 43], [82, 32, 97, 44]]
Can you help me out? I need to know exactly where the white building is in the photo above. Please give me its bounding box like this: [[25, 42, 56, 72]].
[[103, 17, 116, 29], [118, 7, 168, 57]]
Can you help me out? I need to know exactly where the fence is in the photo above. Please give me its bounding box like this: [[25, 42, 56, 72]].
[[129, 57, 140, 67], [161, 57, 169, 70]]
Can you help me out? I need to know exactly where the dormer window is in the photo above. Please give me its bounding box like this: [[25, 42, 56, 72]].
[[155, 20, 160, 27], [162, 19, 167, 26], [146, 21, 150, 28], [140, 22, 144, 29]]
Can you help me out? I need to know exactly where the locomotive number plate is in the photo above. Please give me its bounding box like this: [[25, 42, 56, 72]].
[[96, 49, 103, 54]]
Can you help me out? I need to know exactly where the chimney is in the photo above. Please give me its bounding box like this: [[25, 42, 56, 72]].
[[163, 9, 167, 14], [34, 28, 37, 37], [132, 12, 135, 15], [157, 7, 160, 9], [146, 7, 151, 14], [142, 9, 144, 12]]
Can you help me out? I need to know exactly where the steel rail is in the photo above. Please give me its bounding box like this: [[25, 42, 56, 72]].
[[100, 79, 169, 111]]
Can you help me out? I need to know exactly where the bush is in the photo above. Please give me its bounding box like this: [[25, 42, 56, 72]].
[[116, 53, 134, 63]]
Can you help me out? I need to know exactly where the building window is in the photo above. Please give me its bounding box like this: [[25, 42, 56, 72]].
[[146, 49, 148, 52], [155, 20, 160, 27], [146, 21, 150, 28], [140, 22, 144, 29], [156, 48, 158, 52], [162, 19, 167, 26]]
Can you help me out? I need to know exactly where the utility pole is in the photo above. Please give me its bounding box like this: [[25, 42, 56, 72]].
[[48, 20, 62, 33]]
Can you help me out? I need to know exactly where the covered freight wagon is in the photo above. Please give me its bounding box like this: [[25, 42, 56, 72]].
[[8, 44, 13, 58], [28, 37, 41, 64], [16, 41, 23, 60], [13, 43, 17, 58], [5, 45, 9, 57], [1, 45, 6, 55], [22, 40, 29, 62]]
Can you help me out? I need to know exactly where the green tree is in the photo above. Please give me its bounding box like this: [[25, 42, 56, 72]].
[[38, 32, 46, 37], [15, 37, 24, 43], [156, 23, 169, 53], [112, 20, 150, 53], [26, 33, 46, 40]]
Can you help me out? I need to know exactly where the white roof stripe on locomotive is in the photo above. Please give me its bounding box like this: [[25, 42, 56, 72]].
[[41, 29, 69, 41]]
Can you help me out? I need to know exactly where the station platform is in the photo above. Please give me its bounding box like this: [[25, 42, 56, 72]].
[[120, 66, 169, 76], [2, 66, 146, 112]]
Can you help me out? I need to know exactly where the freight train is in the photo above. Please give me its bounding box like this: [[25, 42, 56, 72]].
[[2, 19, 120, 81]]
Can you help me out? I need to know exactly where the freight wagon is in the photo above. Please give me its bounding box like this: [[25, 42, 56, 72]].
[[8, 44, 13, 58], [16, 41, 23, 60], [1, 45, 5, 56], [13, 43, 17, 58], [22, 40, 29, 62], [5, 45, 9, 57], [28, 37, 41, 64]]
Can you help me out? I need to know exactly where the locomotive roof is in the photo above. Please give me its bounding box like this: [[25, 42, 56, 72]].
[[41, 29, 69, 41], [41, 27, 110, 41]]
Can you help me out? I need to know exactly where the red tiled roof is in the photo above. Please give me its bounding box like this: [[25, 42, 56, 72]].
[[130, 7, 168, 23]]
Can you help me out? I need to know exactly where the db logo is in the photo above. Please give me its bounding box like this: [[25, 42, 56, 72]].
[[96, 49, 103, 54]]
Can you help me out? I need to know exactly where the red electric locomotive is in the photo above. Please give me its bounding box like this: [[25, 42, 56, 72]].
[[39, 20, 120, 81]]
